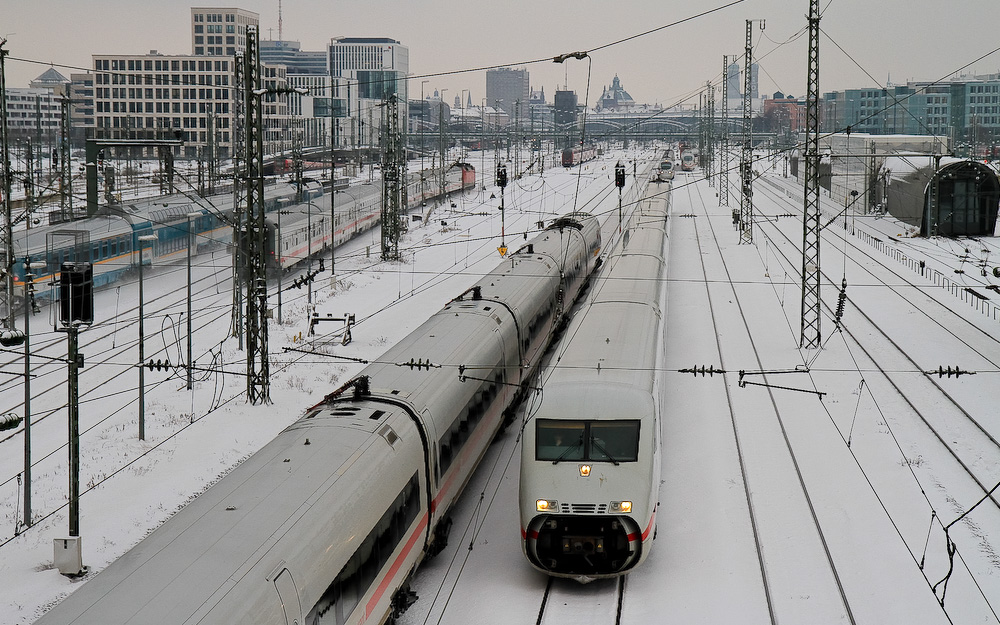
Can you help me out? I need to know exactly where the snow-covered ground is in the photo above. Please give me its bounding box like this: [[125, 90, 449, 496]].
[[2, 148, 999, 624]]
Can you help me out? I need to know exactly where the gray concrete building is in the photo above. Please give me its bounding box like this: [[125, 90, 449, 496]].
[[486, 68, 529, 119]]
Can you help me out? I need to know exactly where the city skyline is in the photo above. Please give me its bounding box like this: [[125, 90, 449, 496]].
[[4, 0, 1000, 109]]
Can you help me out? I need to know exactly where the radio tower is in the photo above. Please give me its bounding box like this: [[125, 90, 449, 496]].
[[381, 94, 406, 261], [800, 0, 823, 348], [243, 26, 270, 403]]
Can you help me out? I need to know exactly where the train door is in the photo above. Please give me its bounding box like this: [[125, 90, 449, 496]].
[[273, 568, 303, 625]]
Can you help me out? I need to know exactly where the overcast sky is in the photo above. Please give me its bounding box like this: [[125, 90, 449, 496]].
[[5, 0, 1000, 107]]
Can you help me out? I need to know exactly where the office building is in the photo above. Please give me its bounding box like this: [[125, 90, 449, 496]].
[[190, 7, 258, 57], [486, 68, 529, 119]]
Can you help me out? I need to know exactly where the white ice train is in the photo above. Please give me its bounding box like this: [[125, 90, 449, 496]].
[[519, 190, 670, 581], [35, 212, 601, 625]]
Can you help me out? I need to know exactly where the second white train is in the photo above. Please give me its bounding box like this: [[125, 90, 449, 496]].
[[519, 185, 670, 581]]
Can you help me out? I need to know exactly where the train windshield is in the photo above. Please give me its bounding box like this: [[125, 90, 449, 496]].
[[660, 161, 672, 170], [536, 419, 639, 463]]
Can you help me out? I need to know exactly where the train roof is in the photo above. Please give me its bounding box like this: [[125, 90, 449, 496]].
[[36, 417, 382, 625], [534, 381, 656, 420]]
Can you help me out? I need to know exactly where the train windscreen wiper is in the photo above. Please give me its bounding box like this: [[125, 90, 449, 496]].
[[551, 436, 584, 465], [590, 438, 620, 466]]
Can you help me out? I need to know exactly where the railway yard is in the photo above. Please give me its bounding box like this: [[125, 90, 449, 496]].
[[0, 150, 999, 624]]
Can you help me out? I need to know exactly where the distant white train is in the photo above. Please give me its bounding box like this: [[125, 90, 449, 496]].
[[519, 189, 670, 582], [680, 151, 696, 172], [653, 159, 674, 183]]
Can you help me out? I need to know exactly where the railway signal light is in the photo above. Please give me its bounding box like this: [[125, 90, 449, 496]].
[[495, 162, 507, 189], [615, 162, 626, 188], [59, 263, 94, 327]]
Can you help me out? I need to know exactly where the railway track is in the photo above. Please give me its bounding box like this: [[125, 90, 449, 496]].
[[536, 576, 625, 625], [683, 174, 854, 624], [717, 170, 1000, 619], [751, 178, 1000, 515]]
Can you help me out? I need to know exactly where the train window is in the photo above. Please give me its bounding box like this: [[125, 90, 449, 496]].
[[307, 472, 420, 625], [589, 421, 640, 463], [536, 419, 639, 463], [536, 420, 586, 462]]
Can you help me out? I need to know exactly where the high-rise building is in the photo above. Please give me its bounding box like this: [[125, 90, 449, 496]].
[[486, 68, 529, 118], [260, 40, 327, 75], [86, 7, 301, 158], [328, 37, 408, 101], [553, 89, 578, 132], [326, 37, 409, 148], [69, 73, 96, 144], [726, 63, 741, 99], [190, 7, 258, 57], [3, 87, 61, 141]]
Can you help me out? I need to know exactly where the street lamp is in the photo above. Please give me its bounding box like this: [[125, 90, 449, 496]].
[[481, 98, 488, 181], [421, 80, 430, 157], [137, 234, 157, 441], [460, 89, 470, 161]]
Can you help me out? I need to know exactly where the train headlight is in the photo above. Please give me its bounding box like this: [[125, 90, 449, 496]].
[[536, 499, 559, 512], [579, 464, 592, 477], [610, 501, 632, 514]]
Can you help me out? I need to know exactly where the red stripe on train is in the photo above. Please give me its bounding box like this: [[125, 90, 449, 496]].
[[364, 511, 429, 619]]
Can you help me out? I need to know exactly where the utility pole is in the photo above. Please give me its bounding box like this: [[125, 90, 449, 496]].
[[800, 0, 823, 349], [1, 39, 16, 329], [615, 161, 625, 233], [243, 25, 270, 404], [207, 110, 215, 195], [720, 55, 730, 207], [707, 82, 715, 185], [21, 259, 41, 530], [739, 20, 758, 245], [137, 234, 156, 440], [54, 261, 93, 575], [381, 93, 405, 261], [514, 100, 521, 175], [496, 160, 507, 256], [231, 51, 246, 349], [438, 90, 447, 201], [59, 97, 73, 221], [186, 212, 200, 390], [698, 91, 705, 169]]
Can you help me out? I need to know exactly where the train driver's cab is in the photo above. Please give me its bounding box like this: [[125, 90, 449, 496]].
[[535, 420, 640, 464]]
